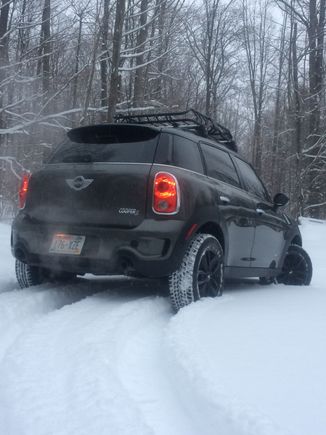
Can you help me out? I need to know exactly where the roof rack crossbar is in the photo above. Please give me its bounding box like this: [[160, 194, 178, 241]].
[[114, 109, 237, 152]]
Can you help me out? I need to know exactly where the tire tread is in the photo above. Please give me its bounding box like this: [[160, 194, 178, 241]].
[[169, 234, 223, 312], [15, 260, 43, 288]]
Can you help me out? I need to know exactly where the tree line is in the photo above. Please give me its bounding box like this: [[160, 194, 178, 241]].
[[0, 0, 325, 219]]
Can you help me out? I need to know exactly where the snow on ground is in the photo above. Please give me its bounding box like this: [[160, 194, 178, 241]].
[[0, 223, 15, 293], [0, 219, 325, 435]]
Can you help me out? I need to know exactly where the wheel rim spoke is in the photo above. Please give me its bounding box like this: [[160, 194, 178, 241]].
[[197, 248, 222, 298], [199, 281, 208, 297], [209, 257, 219, 273], [201, 254, 209, 271], [198, 271, 208, 285]]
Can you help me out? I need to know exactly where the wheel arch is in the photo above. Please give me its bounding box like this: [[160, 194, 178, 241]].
[[291, 234, 302, 246], [196, 221, 225, 254]]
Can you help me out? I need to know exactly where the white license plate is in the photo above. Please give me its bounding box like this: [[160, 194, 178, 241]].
[[49, 234, 85, 255]]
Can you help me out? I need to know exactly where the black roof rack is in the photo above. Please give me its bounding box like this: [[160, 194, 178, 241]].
[[114, 109, 237, 152]]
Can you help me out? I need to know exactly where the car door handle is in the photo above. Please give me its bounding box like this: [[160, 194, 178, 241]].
[[220, 195, 231, 205], [256, 208, 266, 215]]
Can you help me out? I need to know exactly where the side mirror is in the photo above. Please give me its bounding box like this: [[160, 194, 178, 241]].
[[273, 193, 289, 210]]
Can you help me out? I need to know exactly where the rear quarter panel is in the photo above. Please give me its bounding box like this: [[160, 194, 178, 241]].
[[147, 164, 229, 258]]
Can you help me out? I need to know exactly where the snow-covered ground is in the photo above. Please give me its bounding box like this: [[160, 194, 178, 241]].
[[0, 219, 325, 435]]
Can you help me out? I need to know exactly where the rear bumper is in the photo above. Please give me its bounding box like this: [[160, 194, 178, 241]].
[[11, 213, 188, 277]]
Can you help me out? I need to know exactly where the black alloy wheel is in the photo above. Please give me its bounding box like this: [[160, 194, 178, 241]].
[[277, 244, 312, 286], [169, 234, 224, 312], [197, 248, 223, 298]]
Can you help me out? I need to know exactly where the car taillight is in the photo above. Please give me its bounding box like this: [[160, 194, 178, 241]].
[[153, 172, 179, 214], [19, 173, 31, 209]]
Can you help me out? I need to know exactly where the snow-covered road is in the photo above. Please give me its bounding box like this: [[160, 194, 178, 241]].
[[0, 219, 325, 435]]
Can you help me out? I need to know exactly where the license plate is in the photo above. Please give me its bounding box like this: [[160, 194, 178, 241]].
[[49, 234, 85, 255]]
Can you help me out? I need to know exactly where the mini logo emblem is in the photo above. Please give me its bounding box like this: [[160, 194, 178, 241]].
[[66, 176, 94, 191]]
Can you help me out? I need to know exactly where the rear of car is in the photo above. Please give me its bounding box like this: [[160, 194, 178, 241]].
[[12, 124, 189, 278], [11, 112, 312, 313]]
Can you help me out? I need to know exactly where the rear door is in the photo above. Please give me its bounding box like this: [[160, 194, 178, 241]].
[[26, 125, 160, 228], [200, 143, 256, 268], [232, 156, 288, 268]]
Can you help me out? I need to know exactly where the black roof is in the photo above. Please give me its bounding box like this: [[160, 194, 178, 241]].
[[115, 109, 237, 152]]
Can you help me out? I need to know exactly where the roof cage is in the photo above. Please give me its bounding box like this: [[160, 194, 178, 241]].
[[114, 109, 237, 152]]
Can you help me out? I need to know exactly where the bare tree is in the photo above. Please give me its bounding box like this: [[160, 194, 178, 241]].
[[275, 0, 326, 217], [100, 0, 110, 119], [0, 0, 12, 143], [133, 0, 150, 106], [38, 0, 51, 105], [186, 0, 238, 117], [241, 0, 273, 175], [108, 0, 126, 121]]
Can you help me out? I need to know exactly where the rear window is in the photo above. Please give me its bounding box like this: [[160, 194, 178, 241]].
[[49, 125, 159, 164]]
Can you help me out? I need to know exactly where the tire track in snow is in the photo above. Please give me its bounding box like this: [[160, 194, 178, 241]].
[[117, 300, 203, 435], [0, 293, 161, 435], [0, 280, 104, 363], [165, 297, 291, 435], [0, 288, 226, 435], [0, 279, 292, 435]]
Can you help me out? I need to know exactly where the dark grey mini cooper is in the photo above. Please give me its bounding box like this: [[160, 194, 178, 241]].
[[12, 110, 313, 311]]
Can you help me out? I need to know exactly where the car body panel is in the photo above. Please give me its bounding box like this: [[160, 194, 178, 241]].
[[250, 199, 288, 268]]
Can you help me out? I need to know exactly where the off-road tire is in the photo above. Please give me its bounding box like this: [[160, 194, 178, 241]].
[[169, 234, 224, 312], [277, 244, 312, 285], [15, 259, 44, 288]]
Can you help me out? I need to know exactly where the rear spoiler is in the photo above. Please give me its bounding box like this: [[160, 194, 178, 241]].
[[67, 124, 159, 144]]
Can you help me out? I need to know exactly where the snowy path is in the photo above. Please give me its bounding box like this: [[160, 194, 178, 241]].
[[0, 219, 325, 435], [0, 288, 203, 435]]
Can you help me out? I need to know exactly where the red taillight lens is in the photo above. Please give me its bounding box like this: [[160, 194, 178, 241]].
[[153, 172, 179, 214], [19, 173, 31, 209]]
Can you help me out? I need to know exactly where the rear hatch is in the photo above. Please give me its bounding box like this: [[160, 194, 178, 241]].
[[25, 124, 160, 228]]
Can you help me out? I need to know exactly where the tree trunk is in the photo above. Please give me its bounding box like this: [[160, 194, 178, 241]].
[[100, 0, 109, 120], [40, 0, 51, 103], [72, 12, 83, 109], [107, 0, 125, 122], [133, 0, 149, 107], [306, 0, 325, 217], [291, 22, 303, 216], [0, 0, 11, 141], [271, 13, 287, 194]]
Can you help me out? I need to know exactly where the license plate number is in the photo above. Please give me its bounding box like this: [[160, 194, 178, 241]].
[[49, 234, 85, 255]]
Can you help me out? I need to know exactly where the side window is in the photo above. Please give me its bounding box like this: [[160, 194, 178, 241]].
[[155, 133, 204, 174], [234, 157, 270, 201], [173, 135, 204, 174], [201, 143, 240, 187]]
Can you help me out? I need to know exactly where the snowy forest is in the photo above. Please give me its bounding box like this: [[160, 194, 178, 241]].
[[0, 0, 325, 219]]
